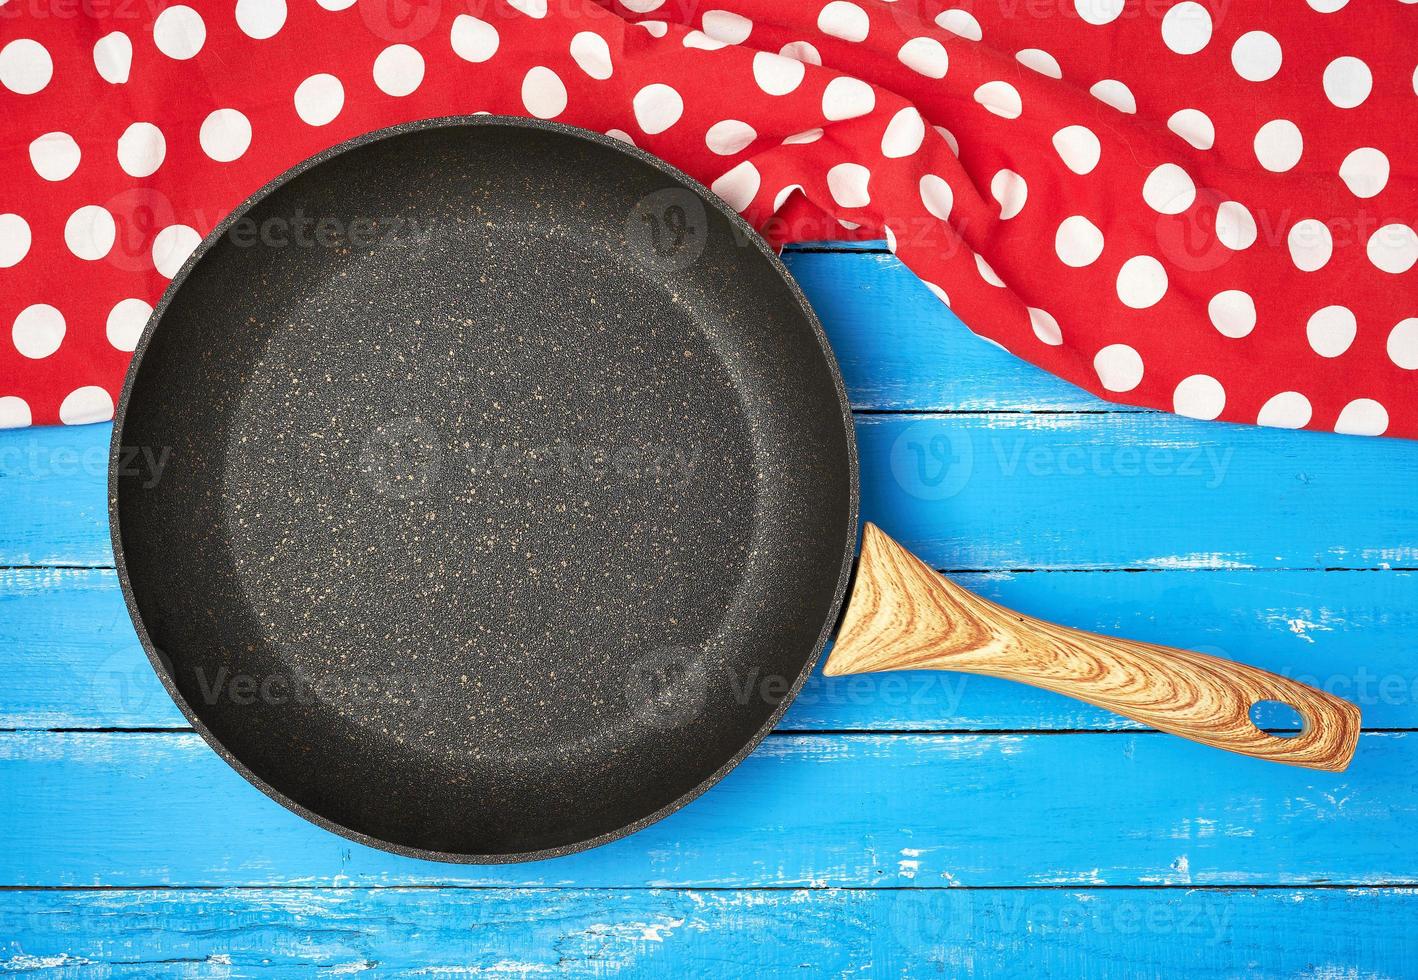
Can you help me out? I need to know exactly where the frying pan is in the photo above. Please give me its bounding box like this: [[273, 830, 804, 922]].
[[111, 117, 1361, 864]]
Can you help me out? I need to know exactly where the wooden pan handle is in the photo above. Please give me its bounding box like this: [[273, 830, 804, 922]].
[[823, 524, 1361, 772]]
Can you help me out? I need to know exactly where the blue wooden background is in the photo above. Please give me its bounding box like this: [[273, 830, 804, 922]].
[[2, 243, 1416, 975]]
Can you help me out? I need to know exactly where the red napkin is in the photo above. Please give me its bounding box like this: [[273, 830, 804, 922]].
[[1, 0, 1413, 436]]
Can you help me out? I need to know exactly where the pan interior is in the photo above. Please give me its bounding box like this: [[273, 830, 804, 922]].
[[114, 120, 855, 859]]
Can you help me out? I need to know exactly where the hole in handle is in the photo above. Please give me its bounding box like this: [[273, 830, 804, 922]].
[[1249, 699, 1305, 738]]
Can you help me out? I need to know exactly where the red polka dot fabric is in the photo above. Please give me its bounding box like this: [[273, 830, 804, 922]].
[[1, 0, 1414, 435]]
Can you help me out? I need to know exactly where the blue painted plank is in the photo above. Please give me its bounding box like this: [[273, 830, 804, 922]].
[[5, 567, 1413, 731], [4, 413, 1416, 570], [2, 886, 1414, 977], [781, 249, 1114, 412], [1, 731, 1412, 887], [859, 413, 1418, 571]]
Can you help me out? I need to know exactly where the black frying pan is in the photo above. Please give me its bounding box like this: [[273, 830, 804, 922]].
[[112, 117, 1360, 864]]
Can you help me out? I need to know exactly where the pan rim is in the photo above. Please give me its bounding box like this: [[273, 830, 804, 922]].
[[108, 114, 861, 864]]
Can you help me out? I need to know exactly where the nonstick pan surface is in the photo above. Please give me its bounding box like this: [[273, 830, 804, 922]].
[[111, 117, 859, 862]]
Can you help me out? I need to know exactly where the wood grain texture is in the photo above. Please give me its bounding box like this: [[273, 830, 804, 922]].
[[827, 526, 1361, 771], [8, 566, 1413, 731], [2, 731, 1411, 888], [2, 886, 1414, 978]]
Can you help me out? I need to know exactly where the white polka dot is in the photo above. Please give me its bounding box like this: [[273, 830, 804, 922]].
[[934, 126, 958, 155], [1323, 56, 1371, 109], [918, 175, 953, 220], [703, 9, 752, 43], [637, 21, 668, 37], [606, 129, 635, 145], [935, 9, 982, 39], [1055, 215, 1104, 267], [1015, 48, 1061, 78], [106, 298, 152, 352], [779, 40, 822, 65], [1142, 163, 1195, 215], [1089, 79, 1135, 113], [1167, 108, 1214, 150], [1334, 399, 1388, 437], [521, 67, 567, 119], [1094, 344, 1144, 392], [1254, 119, 1303, 172], [883, 225, 898, 254], [507, 0, 546, 16], [1028, 307, 1062, 345], [1173, 374, 1225, 420], [923, 282, 950, 306], [1116, 256, 1168, 309], [1387, 318, 1418, 370], [235, 0, 285, 39], [975, 253, 1005, 287], [0, 214, 31, 268], [620, 0, 663, 10], [974, 81, 1021, 119], [1305, 0, 1347, 10], [711, 161, 760, 212], [11, 304, 65, 359], [881, 107, 925, 158], [821, 76, 874, 120], [65, 206, 116, 261], [451, 15, 499, 63], [0, 39, 53, 94], [827, 162, 871, 208], [1211, 201, 1256, 252], [817, 0, 869, 41], [152, 224, 201, 279], [373, 45, 424, 97], [773, 184, 802, 211], [898, 37, 947, 78], [567, 31, 612, 80], [1306, 305, 1356, 357], [1052, 125, 1100, 175], [1231, 31, 1282, 82], [117, 122, 166, 177], [0, 396, 32, 429], [29, 132, 81, 182], [1161, 2, 1211, 55], [783, 128, 823, 145], [1339, 147, 1389, 199], [633, 83, 683, 134], [990, 169, 1027, 220], [199, 109, 251, 162], [1074, 0, 1124, 25], [316, 0, 356, 9], [705, 119, 756, 155], [1368, 224, 1418, 275], [294, 74, 344, 126], [1288, 219, 1333, 272], [152, 6, 205, 60], [1257, 392, 1312, 429], [683, 28, 728, 50], [60, 386, 115, 426], [1208, 290, 1256, 338], [93, 32, 132, 84], [752, 51, 805, 95]]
